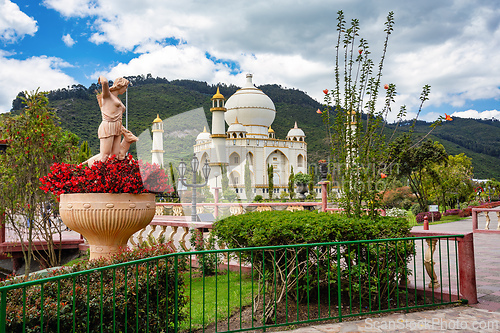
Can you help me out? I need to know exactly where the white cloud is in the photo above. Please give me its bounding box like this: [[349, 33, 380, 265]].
[[62, 33, 76, 47], [0, 0, 38, 43], [43, 0, 97, 18], [0, 55, 75, 113], [451, 109, 500, 120]]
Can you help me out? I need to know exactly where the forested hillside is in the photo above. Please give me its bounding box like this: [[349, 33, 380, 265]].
[[8, 75, 500, 179]]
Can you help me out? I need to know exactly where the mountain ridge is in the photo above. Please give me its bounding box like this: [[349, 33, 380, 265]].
[[8, 76, 500, 179]]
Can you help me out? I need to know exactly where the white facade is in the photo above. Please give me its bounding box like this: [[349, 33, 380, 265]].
[[194, 74, 307, 199]]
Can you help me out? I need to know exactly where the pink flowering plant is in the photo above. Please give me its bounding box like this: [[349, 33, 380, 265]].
[[40, 154, 172, 196]]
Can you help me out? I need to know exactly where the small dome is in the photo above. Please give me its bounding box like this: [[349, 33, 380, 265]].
[[287, 122, 305, 138], [227, 117, 247, 133], [268, 126, 275, 133], [196, 126, 211, 141], [211, 87, 225, 100], [153, 114, 162, 123]]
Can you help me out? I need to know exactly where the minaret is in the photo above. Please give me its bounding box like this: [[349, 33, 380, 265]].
[[210, 87, 228, 177], [151, 114, 164, 167]]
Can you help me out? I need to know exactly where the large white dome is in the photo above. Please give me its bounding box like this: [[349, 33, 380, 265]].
[[225, 74, 276, 136]]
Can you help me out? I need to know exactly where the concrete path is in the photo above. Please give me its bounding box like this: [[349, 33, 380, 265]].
[[277, 213, 500, 332]]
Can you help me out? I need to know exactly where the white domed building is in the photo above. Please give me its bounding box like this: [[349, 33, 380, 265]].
[[194, 74, 307, 199]]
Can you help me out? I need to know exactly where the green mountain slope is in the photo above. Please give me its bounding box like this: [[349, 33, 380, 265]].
[[8, 77, 499, 179]]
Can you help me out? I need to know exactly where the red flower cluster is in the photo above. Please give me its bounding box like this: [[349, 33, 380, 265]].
[[138, 160, 172, 193], [40, 155, 172, 197]]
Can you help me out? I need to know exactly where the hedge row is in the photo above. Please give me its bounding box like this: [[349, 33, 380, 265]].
[[213, 211, 413, 309], [2, 244, 187, 332]]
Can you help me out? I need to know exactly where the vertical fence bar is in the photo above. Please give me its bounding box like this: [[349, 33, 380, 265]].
[[251, 250, 255, 330], [357, 243, 361, 313], [239, 250, 242, 330], [273, 249, 277, 325], [386, 241, 390, 309], [228, 256, 231, 332], [174, 255, 179, 333], [367, 242, 372, 313], [146, 261, 150, 331], [189, 254, 192, 332], [403, 240, 409, 310], [327, 244, 331, 318], [285, 249, 289, 324], [336, 244, 342, 322], [112, 267, 116, 332], [306, 246, 310, 321], [376, 242, 381, 312], [0, 289, 6, 333], [395, 241, 400, 309], [421, 239, 426, 305], [295, 248, 299, 323], [316, 246, 321, 319], [347, 244, 352, 314], [438, 240, 443, 303]]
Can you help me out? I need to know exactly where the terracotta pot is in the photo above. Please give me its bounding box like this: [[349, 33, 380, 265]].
[[60, 193, 156, 260]]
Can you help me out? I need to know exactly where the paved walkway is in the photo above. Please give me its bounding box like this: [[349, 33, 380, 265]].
[[277, 213, 500, 332]]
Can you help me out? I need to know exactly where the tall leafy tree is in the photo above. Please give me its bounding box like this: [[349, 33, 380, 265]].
[[244, 160, 253, 201], [78, 140, 92, 164], [267, 164, 274, 200], [0, 90, 79, 275], [288, 166, 295, 199], [221, 165, 237, 201], [425, 153, 474, 209], [390, 139, 448, 211], [308, 165, 315, 193]]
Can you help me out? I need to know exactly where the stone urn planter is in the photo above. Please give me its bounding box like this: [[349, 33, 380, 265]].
[[296, 182, 308, 201], [60, 193, 156, 260]]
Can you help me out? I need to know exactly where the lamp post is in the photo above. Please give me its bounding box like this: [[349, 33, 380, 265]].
[[213, 171, 221, 219], [178, 154, 211, 222]]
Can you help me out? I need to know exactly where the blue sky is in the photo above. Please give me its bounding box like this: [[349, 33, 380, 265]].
[[1, 0, 500, 122]]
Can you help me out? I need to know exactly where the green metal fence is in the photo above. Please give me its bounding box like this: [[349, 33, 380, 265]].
[[0, 235, 464, 332]]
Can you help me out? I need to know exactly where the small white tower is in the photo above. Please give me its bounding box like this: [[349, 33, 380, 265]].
[[210, 87, 228, 180], [151, 114, 164, 167]]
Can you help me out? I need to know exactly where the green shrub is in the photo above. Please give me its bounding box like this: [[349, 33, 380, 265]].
[[410, 203, 422, 216], [293, 172, 311, 184], [253, 194, 263, 202], [2, 244, 187, 332], [213, 211, 413, 321], [189, 228, 222, 276]]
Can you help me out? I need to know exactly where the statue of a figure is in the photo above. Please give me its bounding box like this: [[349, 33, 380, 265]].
[[84, 76, 138, 167]]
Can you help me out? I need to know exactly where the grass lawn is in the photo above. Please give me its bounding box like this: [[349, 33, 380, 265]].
[[407, 211, 468, 227], [181, 270, 254, 331]]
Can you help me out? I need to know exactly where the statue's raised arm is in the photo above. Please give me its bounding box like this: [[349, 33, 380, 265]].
[[83, 76, 138, 167]]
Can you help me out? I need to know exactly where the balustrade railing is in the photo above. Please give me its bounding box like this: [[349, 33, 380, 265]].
[[472, 207, 500, 233]]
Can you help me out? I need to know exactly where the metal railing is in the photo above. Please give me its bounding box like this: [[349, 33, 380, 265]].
[[0, 235, 467, 332]]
